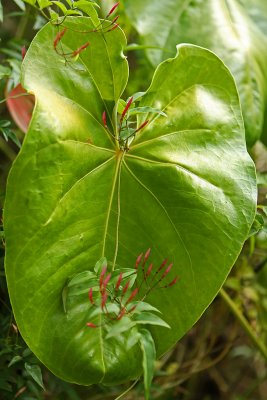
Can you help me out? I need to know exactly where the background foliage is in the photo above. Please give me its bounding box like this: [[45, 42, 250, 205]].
[[1, 1, 267, 399]]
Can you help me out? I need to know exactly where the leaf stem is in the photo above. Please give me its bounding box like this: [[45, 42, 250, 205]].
[[220, 288, 267, 361], [15, 5, 31, 40], [0, 93, 32, 104], [0, 137, 17, 161], [113, 101, 119, 148], [125, 44, 172, 53], [114, 379, 139, 400]]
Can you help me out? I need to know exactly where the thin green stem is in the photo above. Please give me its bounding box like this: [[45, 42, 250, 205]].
[[0, 296, 12, 312], [220, 288, 267, 361], [0, 93, 32, 105], [114, 379, 139, 400], [113, 101, 119, 148], [125, 44, 172, 53], [0, 137, 17, 161], [15, 5, 31, 40]]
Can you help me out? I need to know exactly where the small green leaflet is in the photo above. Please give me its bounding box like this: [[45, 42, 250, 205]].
[[68, 270, 96, 287], [132, 301, 162, 314], [139, 329, 156, 400], [0, 120, 21, 148], [133, 312, 171, 329], [23, 0, 37, 5], [106, 317, 135, 339], [62, 270, 97, 312], [0, 65, 11, 79], [8, 355, 22, 368], [247, 212, 265, 238], [12, 0, 26, 10], [117, 98, 127, 114], [74, 1, 100, 26], [49, 8, 59, 19], [131, 91, 145, 102], [94, 257, 107, 274], [37, 0, 52, 9], [51, 1, 68, 14], [24, 363, 44, 390]]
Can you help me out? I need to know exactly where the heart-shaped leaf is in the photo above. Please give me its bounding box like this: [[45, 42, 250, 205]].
[[125, 0, 267, 146], [4, 18, 256, 385]]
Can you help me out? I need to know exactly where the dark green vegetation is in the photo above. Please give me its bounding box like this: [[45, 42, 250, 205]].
[[1, 1, 267, 399]]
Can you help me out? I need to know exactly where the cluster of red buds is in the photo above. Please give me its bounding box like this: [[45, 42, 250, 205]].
[[86, 249, 179, 328], [92, 2, 120, 34], [53, 27, 90, 60], [119, 96, 149, 136], [102, 97, 150, 150], [52, 2, 120, 62]]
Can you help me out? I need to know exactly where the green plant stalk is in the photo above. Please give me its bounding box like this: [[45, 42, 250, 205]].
[[15, 5, 31, 40], [114, 379, 139, 400], [220, 288, 267, 361], [0, 137, 16, 161]]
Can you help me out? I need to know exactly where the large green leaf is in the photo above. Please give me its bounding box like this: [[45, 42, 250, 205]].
[[124, 0, 267, 147], [4, 18, 256, 385]]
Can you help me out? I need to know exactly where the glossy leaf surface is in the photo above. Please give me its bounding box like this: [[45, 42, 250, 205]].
[[4, 18, 256, 385], [125, 0, 267, 146]]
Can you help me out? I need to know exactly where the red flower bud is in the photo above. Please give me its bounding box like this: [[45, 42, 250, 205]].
[[107, 23, 120, 32], [122, 280, 130, 296], [72, 42, 90, 57], [53, 27, 67, 49], [88, 288, 94, 304], [162, 263, 173, 279], [103, 273, 111, 288], [118, 307, 126, 320], [102, 110, 107, 128], [142, 248, 151, 272], [86, 322, 98, 328], [101, 291, 108, 309], [120, 96, 133, 123], [166, 276, 179, 287], [135, 120, 149, 134], [128, 305, 137, 314], [125, 288, 139, 305], [21, 46, 27, 60], [135, 253, 143, 269], [107, 2, 119, 17], [111, 15, 119, 24], [144, 248, 151, 262], [146, 263, 153, 277], [155, 258, 168, 276], [99, 266, 107, 288], [115, 272, 123, 290]]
